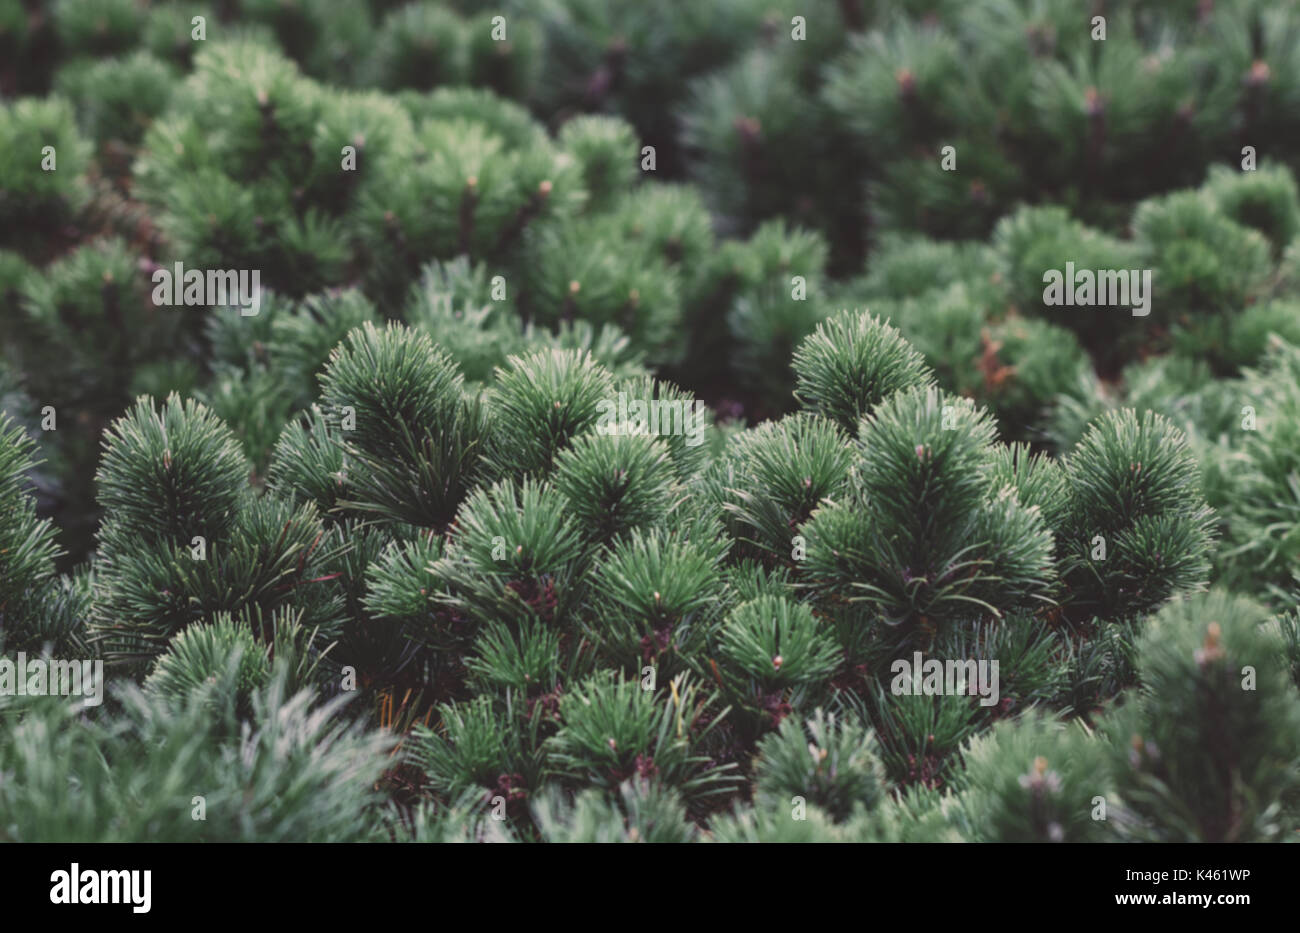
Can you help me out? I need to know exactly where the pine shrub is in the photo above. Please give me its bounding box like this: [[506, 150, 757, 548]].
[[3, 0, 1300, 845]]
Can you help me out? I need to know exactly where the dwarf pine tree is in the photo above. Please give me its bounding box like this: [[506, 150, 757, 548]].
[[1105, 591, 1300, 842], [0, 414, 67, 653], [2, 0, 1300, 846]]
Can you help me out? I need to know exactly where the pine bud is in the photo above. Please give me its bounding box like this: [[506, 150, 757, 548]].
[[1195, 621, 1224, 667], [1085, 87, 1103, 117], [896, 68, 916, 98]]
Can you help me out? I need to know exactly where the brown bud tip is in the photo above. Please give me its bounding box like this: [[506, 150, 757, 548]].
[[1033, 756, 1048, 776], [773, 655, 784, 670], [896, 68, 916, 96], [607, 738, 617, 749], [353, 133, 366, 149], [653, 591, 661, 602], [916, 444, 926, 460], [255, 88, 269, 107], [1248, 60, 1271, 85], [734, 116, 762, 141], [466, 175, 478, 188], [569, 280, 581, 294], [1206, 621, 1221, 647], [538, 180, 553, 196]]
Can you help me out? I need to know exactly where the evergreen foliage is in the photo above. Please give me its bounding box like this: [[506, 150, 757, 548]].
[[1105, 591, 1300, 841], [3, 0, 1300, 845]]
